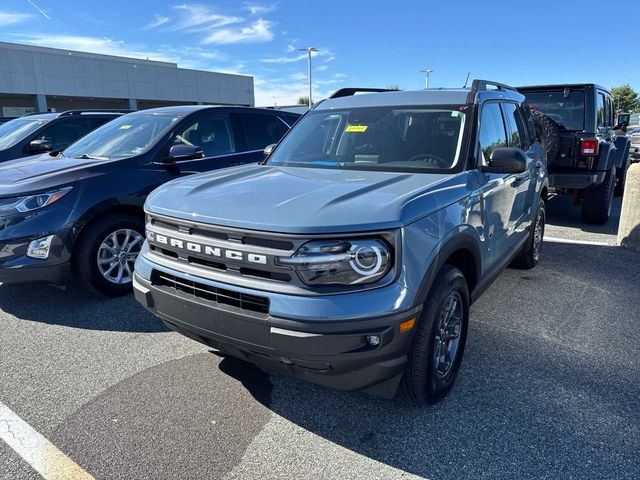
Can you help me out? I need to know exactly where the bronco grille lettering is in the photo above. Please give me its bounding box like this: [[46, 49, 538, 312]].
[[147, 231, 267, 265]]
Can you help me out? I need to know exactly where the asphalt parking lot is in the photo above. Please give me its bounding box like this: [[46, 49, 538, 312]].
[[1, 195, 639, 480]]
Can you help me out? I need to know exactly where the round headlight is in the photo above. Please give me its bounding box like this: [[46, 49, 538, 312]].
[[349, 244, 384, 276]]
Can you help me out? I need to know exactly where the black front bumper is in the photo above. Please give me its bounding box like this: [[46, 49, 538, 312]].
[[0, 262, 71, 285], [134, 273, 420, 398]]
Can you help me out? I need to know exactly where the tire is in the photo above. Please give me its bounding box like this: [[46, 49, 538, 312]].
[[615, 156, 630, 197], [581, 168, 616, 225], [532, 110, 561, 165], [511, 198, 545, 270], [400, 265, 469, 405], [73, 213, 145, 296]]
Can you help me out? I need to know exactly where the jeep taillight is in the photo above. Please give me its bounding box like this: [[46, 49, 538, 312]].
[[581, 139, 599, 156]]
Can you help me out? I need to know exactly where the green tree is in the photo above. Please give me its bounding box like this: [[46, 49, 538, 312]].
[[297, 96, 310, 106], [611, 84, 640, 113]]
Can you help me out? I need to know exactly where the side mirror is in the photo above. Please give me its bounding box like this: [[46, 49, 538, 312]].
[[263, 143, 276, 159], [163, 144, 204, 163], [28, 139, 53, 153], [482, 147, 527, 174]]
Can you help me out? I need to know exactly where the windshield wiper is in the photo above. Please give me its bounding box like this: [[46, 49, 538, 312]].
[[74, 153, 109, 160]]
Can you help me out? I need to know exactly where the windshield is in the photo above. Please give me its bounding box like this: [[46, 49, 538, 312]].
[[525, 90, 585, 130], [64, 113, 181, 159], [0, 118, 48, 150], [266, 106, 467, 172]]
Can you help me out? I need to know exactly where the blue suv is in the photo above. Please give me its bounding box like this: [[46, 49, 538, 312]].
[[134, 81, 548, 404]]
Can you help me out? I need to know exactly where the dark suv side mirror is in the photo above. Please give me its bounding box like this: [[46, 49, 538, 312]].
[[28, 139, 53, 153], [163, 144, 204, 163], [482, 147, 527, 174], [263, 143, 276, 159]]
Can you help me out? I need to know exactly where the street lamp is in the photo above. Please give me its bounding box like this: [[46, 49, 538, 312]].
[[421, 69, 433, 89], [298, 47, 318, 108]]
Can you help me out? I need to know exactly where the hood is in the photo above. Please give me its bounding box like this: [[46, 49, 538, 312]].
[[146, 164, 471, 234], [0, 153, 99, 196]]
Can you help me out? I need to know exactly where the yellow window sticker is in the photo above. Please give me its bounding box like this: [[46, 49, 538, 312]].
[[119, 125, 132, 129], [345, 125, 368, 133]]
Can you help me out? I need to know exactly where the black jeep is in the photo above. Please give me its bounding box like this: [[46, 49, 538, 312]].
[[518, 84, 630, 224]]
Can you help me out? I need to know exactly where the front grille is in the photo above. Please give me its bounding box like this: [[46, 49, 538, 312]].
[[151, 270, 270, 315]]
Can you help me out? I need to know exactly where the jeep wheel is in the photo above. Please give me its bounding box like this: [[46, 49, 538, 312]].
[[615, 156, 630, 197], [532, 110, 561, 165], [511, 198, 545, 270], [581, 168, 615, 225], [400, 265, 469, 405], [74, 213, 145, 296]]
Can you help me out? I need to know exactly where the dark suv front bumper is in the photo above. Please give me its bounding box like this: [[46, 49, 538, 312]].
[[133, 271, 421, 398]]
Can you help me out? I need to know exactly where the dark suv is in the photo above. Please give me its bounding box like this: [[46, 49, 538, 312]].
[[0, 105, 299, 295], [518, 84, 630, 224], [0, 110, 129, 163]]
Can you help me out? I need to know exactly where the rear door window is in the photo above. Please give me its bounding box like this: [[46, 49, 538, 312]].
[[240, 113, 289, 150], [502, 103, 528, 149], [597, 93, 606, 127]]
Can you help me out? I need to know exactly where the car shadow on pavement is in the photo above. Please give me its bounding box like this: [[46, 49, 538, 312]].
[[546, 194, 622, 236], [217, 241, 640, 479], [0, 282, 169, 332]]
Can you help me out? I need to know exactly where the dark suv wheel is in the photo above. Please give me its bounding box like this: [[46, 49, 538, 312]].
[[74, 213, 145, 296], [400, 265, 469, 405], [581, 167, 615, 224]]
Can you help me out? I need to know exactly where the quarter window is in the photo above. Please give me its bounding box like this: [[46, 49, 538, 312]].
[[502, 103, 528, 149], [597, 93, 606, 127], [479, 102, 508, 165]]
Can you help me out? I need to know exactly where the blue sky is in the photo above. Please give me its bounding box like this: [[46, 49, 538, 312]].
[[0, 0, 638, 106]]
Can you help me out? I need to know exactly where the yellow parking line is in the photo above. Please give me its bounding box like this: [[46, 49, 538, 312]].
[[0, 401, 95, 480]]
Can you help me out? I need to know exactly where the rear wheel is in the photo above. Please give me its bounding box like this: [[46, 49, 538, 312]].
[[400, 265, 469, 405], [74, 213, 144, 296], [511, 198, 545, 270], [581, 168, 615, 224]]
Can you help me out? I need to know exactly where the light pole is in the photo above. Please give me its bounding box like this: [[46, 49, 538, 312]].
[[421, 69, 433, 89], [298, 47, 318, 108]]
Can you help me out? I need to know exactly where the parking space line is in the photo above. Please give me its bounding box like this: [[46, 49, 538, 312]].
[[0, 401, 94, 480], [545, 236, 613, 247]]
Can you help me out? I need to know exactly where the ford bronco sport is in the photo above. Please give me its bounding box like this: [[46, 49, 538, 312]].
[[134, 81, 548, 405], [518, 84, 631, 223]]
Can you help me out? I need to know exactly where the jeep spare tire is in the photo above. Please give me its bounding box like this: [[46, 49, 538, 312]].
[[532, 110, 560, 165]]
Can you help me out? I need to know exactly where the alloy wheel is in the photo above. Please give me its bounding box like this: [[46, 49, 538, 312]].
[[96, 228, 143, 285]]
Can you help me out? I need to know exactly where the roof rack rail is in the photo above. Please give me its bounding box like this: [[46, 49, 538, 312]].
[[329, 87, 397, 99], [58, 109, 133, 117], [466, 79, 517, 103]]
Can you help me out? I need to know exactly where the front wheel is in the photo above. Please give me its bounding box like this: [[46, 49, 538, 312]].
[[400, 265, 469, 405], [73, 213, 145, 296]]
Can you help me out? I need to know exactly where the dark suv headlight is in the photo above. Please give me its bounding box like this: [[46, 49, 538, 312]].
[[277, 239, 392, 286], [0, 187, 72, 216]]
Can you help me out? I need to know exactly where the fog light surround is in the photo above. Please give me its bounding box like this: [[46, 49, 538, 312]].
[[26, 235, 55, 259]]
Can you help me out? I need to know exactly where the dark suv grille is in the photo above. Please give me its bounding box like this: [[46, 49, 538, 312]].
[[151, 270, 270, 315]]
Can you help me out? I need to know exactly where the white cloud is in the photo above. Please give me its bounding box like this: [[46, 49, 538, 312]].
[[144, 14, 170, 30], [172, 4, 243, 31], [0, 10, 33, 26], [203, 19, 273, 45], [316, 65, 329, 72], [253, 73, 347, 107], [243, 2, 277, 15], [261, 53, 306, 64]]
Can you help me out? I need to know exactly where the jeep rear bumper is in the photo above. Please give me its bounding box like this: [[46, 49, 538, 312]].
[[549, 171, 606, 189], [133, 272, 421, 398]]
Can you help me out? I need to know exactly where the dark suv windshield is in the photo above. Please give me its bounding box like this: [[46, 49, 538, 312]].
[[266, 106, 467, 172], [524, 90, 585, 130], [0, 118, 49, 150], [64, 113, 181, 160]]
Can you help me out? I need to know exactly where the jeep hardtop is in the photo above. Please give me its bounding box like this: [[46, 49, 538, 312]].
[[518, 84, 631, 223], [134, 80, 548, 405]]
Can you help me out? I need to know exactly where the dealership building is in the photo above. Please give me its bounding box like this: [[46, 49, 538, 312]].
[[0, 41, 254, 117]]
